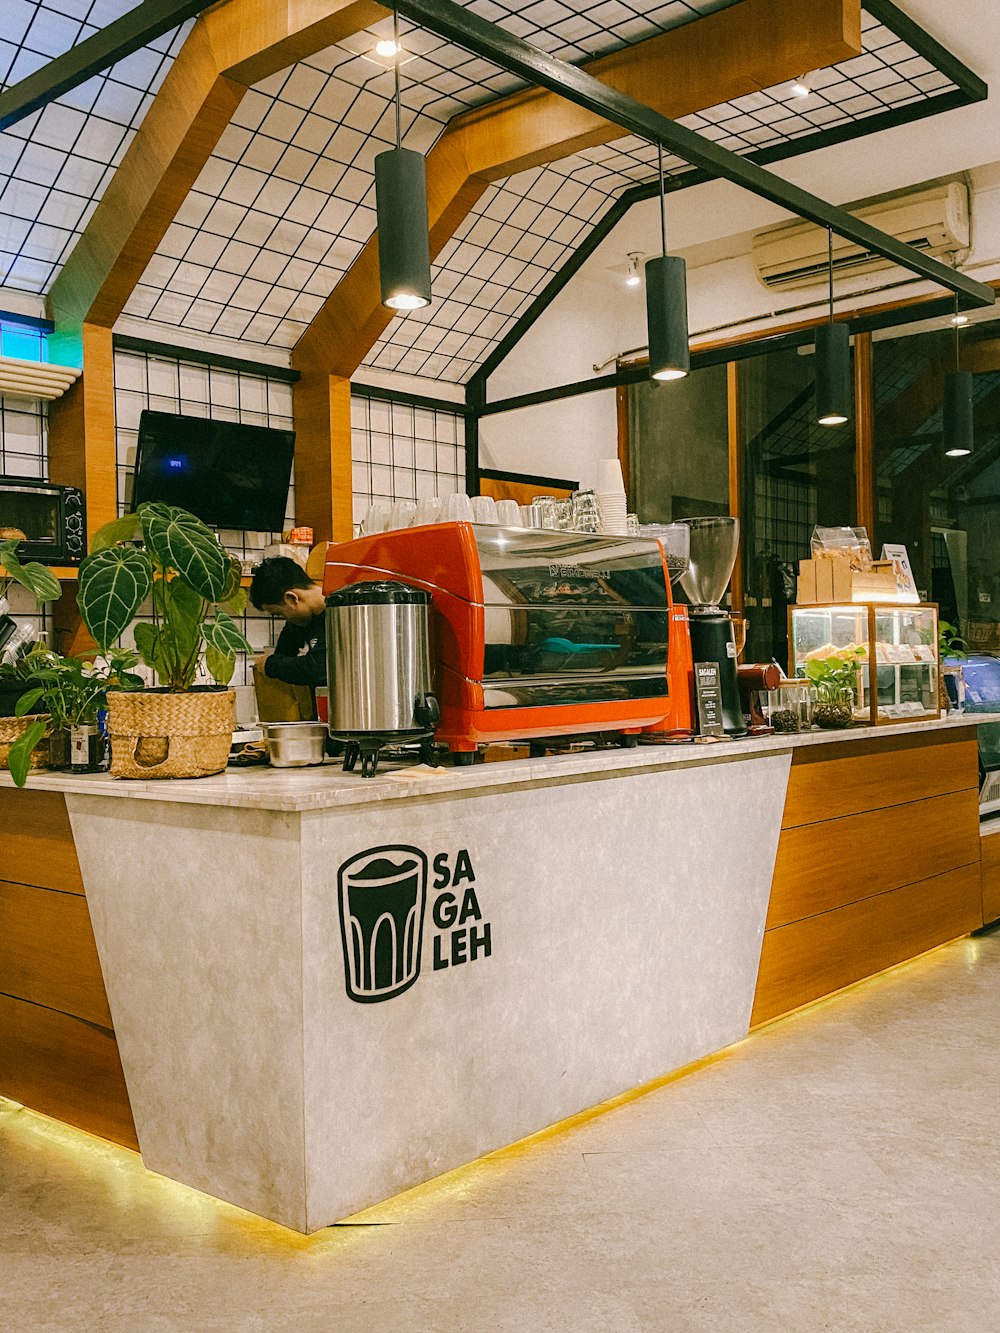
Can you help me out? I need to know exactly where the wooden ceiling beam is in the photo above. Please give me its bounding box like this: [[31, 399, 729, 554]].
[[292, 0, 862, 377], [47, 0, 389, 338]]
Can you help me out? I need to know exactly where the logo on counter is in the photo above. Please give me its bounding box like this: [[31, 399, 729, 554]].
[[337, 845, 491, 1005]]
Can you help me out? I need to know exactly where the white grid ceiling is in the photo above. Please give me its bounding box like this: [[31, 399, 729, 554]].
[[0, 2, 191, 292], [0, 1, 974, 385]]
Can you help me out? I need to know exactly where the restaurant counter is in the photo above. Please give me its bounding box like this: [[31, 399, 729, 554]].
[[0, 715, 984, 1232]]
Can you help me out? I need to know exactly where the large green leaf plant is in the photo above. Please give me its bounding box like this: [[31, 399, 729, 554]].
[[0, 535, 62, 642], [77, 503, 252, 690]]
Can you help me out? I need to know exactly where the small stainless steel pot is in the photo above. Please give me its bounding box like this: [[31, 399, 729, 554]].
[[263, 721, 327, 767]]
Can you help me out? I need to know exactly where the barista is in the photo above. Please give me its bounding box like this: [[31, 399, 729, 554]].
[[249, 556, 327, 688]]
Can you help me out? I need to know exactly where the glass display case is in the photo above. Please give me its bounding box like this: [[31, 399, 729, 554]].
[[788, 603, 940, 726]]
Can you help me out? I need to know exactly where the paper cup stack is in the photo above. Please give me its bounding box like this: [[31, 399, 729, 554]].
[[596, 458, 628, 535]]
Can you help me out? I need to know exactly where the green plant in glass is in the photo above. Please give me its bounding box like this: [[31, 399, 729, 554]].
[[803, 647, 866, 728], [77, 503, 252, 683], [939, 621, 968, 660], [5, 646, 144, 787]]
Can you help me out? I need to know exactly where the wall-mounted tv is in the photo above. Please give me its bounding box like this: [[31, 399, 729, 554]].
[[132, 409, 295, 532]]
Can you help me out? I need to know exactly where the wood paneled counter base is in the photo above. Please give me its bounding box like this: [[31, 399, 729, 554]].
[[750, 727, 983, 1027], [0, 718, 984, 1228]]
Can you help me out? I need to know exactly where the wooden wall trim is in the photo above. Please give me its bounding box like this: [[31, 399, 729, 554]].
[[293, 371, 354, 543], [854, 330, 875, 535], [46, 323, 117, 543], [727, 360, 744, 612]]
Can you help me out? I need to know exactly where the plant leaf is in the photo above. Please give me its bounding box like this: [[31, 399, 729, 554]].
[[134, 622, 166, 679], [90, 512, 141, 553], [204, 643, 235, 686], [202, 609, 252, 657], [14, 687, 45, 717], [79, 547, 153, 652], [138, 503, 228, 602], [0, 540, 62, 604], [221, 555, 242, 605], [7, 719, 47, 788]]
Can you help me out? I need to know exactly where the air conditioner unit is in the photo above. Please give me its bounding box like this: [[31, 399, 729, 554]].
[[752, 182, 970, 291]]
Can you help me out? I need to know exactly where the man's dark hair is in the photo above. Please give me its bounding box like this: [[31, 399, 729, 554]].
[[250, 556, 314, 610]]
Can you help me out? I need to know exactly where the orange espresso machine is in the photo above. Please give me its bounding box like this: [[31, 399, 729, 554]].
[[323, 522, 677, 761]]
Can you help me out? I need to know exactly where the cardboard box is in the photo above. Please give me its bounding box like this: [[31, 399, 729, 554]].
[[830, 553, 853, 603], [851, 572, 898, 600], [815, 558, 834, 603], [797, 559, 817, 604]]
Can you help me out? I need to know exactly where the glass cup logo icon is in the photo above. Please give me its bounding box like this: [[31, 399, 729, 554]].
[[338, 846, 428, 1003]]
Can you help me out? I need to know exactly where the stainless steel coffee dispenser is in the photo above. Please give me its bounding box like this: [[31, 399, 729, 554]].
[[325, 580, 440, 777]]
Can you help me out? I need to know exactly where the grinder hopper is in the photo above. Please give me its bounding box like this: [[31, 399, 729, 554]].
[[678, 516, 739, 610]]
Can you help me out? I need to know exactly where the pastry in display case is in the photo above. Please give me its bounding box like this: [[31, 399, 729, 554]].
[[788, 603, 940, 726]]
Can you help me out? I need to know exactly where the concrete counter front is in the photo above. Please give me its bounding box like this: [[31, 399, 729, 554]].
[[0, 718, 984, 1232]]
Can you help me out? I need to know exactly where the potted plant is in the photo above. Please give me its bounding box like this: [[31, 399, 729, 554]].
[[0, 530, 63, 714], [803, 647, 866, 728], [76, 503, 252, 779], [4, 646, 145, 787], [938, 620, 968, 711]]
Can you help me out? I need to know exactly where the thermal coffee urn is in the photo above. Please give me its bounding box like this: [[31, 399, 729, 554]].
[[324, 580, 439, 777]]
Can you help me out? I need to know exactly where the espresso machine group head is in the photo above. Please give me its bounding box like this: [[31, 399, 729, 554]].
[[678, 516, 746, 737]]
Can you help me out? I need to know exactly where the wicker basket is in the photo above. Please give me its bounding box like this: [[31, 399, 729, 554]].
[[0, 713, 50, 772], [107, 690, 235, 779]]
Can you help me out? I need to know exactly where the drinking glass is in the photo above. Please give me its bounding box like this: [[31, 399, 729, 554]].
[[531, 496, 557, 529], [553, 499, 572, 530], [520, 503, 538, 528], [626, 512, 640, 536], [362, 501, 391, 535], [389, 498, 417, 530], [444, 492, 474, 523], [495, 499, 522, 527], [414, 496, 442, 527], [571, 489, 602, 533], [471, 495, 499, 524]]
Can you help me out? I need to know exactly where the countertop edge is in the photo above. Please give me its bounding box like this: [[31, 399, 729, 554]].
[[0, 715, 982, 813]]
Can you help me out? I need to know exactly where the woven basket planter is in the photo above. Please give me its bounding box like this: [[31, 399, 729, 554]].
[[0, 713, 50, 772], [107, 690, 235, 780]]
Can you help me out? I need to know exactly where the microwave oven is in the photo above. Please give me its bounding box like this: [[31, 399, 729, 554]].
[[0, 477, 85, 565]]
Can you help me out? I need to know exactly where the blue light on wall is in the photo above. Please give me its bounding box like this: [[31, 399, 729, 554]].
[[0, 323, 48, 363]]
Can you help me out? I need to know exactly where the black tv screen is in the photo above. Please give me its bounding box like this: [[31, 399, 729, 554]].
[[133, 409, 295, 532]]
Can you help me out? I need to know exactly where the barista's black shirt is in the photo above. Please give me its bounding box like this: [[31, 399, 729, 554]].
[[263, 611, 326, 687]]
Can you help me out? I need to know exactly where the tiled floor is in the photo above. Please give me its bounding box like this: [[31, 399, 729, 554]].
[[4, 931, 1000, 1332]]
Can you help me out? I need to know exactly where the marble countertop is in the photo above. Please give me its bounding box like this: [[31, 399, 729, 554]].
[[0, 714, 980, 813]]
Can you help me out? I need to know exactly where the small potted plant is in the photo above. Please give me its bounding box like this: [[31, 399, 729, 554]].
[[803, 647, 866, 728], [4, 646, 145, 787], [938, 621, 968, 712], [76, 503, 252, 779], [0, 531, 62, 713]]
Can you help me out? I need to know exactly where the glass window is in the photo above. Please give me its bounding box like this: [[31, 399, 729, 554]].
[[0, 322, 47, 362], [873, 321, 1000, 649], [740, 344, 855, 667], [628, 364, 729, 523]]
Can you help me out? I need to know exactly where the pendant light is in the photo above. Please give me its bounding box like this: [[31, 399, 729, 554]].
[[375, 7, 431, 312], [816, 229, 851, 426], [944, 297, 974, 457], [645, 144, 689, 381]]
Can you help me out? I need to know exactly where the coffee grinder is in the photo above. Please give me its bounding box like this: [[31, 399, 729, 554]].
[[678, 516, 746, 737]]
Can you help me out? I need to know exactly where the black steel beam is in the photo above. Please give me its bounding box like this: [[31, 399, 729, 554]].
[[113, 333, 301, 383], [864, 0, 987, 102], [0, 0, 220, 132], [350, 379, 471, 416], [396, 0, 994, 310]]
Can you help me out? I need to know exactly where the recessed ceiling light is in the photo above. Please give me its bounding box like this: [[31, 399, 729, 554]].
[[625, 253, 643, 288], [790, 75, 812, 99], [950, 313, 970, 326], [945, 447, 972, 457], [375, 38, 401, 58]]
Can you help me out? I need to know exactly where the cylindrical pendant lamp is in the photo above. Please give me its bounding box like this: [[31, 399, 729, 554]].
[[815, 229, 851, 426], [646, 143, 689, 382], [375, 146, 431, 311], [815, 321, 852, 426], [943, 370, 974, 457], [375, 6, 431, 313], [646, 254, 690, 381]]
